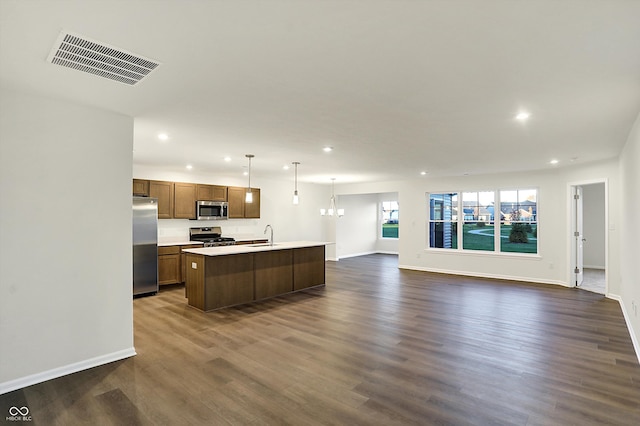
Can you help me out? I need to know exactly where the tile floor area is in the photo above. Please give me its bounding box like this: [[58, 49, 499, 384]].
[[580, 268, 606, 294]]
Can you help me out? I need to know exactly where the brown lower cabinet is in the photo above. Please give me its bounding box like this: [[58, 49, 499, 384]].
[[158, 244, 203, 287], [185, 245, 325, 312], [158, 246, 181, 285]]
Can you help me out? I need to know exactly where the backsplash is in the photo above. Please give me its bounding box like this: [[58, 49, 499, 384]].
[[158, 218, 264, 240]]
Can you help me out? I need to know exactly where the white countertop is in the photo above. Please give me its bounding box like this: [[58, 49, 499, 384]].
[[183, 241, 332, 257]]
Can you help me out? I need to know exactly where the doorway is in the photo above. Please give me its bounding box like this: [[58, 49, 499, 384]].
[[570, 181, 607, 294]]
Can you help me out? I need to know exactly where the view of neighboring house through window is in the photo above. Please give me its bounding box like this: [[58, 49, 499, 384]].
[[381, 201, 399, 238], [429, 193, 458, 249], [462, 191, 495, 251], [499, 189, 537, 254], [428, 189, 538, 254]]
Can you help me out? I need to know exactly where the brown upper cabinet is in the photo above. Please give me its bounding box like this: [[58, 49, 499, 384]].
[[228, 186, 260, 219], [132, 179, 150, 197], [196, 184, 228, 201], [174, 182, 197, 219], [133, 179, 259, 219], [149, 180, 174, 219], [245, 188, 260, 218]]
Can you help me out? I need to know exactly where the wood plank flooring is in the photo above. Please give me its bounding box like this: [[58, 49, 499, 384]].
[[2, 254, 639, 425]]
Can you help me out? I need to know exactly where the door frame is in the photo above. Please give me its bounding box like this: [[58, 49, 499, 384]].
[[567, 179, 608, 294]]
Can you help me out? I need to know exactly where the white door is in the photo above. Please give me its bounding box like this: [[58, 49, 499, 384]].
[[574, 186, 584, 286]]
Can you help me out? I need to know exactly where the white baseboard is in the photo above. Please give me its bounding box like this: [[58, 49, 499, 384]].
[[583, 265, 605, 270], [398, 264, 567, 287], [338, 251, 377, 259], [0, 347, 136, 395], [333, 251, 398, 261], [607, 293, 640, 365]]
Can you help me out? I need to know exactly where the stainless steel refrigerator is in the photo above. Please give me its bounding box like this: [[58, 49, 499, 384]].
[[133, 196, 158, 296]]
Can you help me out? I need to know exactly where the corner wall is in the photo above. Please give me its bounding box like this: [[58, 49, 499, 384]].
[[0, 90, 135, 393], [618, 112, 640, 354]]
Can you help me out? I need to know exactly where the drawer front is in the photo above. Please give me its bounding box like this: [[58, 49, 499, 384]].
[[158, 245, 180, 255]]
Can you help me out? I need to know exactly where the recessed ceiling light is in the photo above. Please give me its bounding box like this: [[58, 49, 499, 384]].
[[550, 159, 559, 165], [420, 171, 427, 176], [323, 146, 333, 152], [515, 112, 530, 121], [283, 165, 290, 170], [243, 171, 248, 176], [186, 164, 193, 170], [158, 133, 169, 141], [224, 156, 231, 162]]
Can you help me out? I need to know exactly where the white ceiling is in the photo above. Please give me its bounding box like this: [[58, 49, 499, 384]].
[[1, 1, 639, 184]]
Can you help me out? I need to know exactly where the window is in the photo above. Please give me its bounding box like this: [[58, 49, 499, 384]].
[[381, 201, 399, 238], [462, 191, 495, 251], [429, 193, 458, 249], [499, 189, 537, 254], [428, 189, 538, 255]]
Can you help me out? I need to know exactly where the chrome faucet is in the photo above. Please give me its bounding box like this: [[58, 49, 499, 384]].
[[264, 224, 273, 246]]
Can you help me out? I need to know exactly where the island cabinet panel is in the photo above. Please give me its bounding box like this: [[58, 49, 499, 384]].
[[254, 250, 293, 300], [185, 254, 205, 311], [204, 254, 254, 310], [293, 246, 326, 290], [184, 244, 326, 312]]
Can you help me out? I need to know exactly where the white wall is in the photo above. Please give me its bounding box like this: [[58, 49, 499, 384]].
[[335, 194, 379, 258], [618, 112, 640, 355], [0, 90, 135, 393], [582, 183, 606, 269]]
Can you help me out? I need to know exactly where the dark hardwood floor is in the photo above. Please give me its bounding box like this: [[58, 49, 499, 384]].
[[2, 254, 639, 425]]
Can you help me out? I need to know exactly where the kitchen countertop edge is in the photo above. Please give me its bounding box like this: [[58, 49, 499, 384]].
[[183, 241, 332, 257]]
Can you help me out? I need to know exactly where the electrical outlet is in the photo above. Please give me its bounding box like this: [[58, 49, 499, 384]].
[[191, 262, 197, 269]]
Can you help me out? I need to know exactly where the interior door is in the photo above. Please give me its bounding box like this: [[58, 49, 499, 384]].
[[574, 186, 584, 286]]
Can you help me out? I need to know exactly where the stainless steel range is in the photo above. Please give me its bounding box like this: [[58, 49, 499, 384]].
[[189, 226, 235, 247]]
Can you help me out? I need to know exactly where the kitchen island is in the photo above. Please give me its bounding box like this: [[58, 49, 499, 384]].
[[182, 242, 328, 312]]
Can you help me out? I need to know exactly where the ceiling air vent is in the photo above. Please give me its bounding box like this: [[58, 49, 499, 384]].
[[47, 31, 160, 86]]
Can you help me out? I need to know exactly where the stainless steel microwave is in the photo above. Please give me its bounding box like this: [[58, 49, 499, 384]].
[[196, 201, 228, 220]]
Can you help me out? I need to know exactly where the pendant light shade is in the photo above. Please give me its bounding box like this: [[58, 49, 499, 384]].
[[245, 154, 254, 203], [321, 178, 344, 217], [292, 162, 300, 205]]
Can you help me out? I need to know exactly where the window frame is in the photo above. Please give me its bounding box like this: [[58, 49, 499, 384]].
[[427, 188, 539, 257], [380, 200, 399, 239]]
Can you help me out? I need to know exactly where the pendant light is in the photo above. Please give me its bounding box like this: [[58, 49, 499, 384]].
[[292, 161, 300, 205], [245, 154, 254, 203], [320, 178, 344, 217]]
